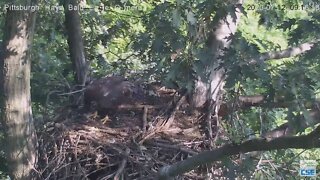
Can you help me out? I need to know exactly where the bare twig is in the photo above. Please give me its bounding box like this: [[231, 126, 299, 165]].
[[113, 148, 130, 180], [139, 95, 186, 144], [146, 141, 198, 156], [142, 106, 148, 133], [57, 88, 86, 96]]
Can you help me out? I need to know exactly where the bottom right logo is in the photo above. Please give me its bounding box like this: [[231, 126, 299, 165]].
[[300, 160, 317, 177]]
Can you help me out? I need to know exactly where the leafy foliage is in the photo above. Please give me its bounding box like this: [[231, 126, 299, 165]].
[[1, 0, 319, 178]]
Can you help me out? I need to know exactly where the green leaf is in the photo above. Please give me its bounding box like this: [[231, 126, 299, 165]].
[[185, 10, 196, 25], [172, 9, 181, 28]]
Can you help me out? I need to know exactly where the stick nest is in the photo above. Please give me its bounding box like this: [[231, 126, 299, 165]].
[[36, 87, 220, 180]]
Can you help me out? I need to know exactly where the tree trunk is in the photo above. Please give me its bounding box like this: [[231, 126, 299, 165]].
[[64, 0, 87, 86], [191, 1, 243, 110], [0, 1, 37, 179]]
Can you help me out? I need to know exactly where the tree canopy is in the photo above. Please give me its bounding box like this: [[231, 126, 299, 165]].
[[0, 0, 319, 179]]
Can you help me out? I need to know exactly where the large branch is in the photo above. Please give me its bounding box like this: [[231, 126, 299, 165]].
[[218, 95, 320, 140], [157, 126, 320, 179], [218, 95, 282, 116], [249, 39, 320, 65]]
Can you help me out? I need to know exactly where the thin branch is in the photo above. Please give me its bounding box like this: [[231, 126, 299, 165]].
[[221, 95, 320, 139], [249, 39, 320, 65], [57, 88, 86, 96], [145, 141, 198, 156], [113, 148, 130, 180], [219, 95, 320, 117]]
